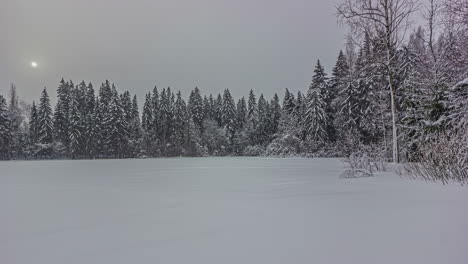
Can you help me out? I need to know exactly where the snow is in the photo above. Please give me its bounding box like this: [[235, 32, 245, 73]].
[[1, 157, 467, 264]]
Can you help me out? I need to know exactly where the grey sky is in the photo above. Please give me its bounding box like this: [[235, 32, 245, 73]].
[[1, 0, 346, 103]]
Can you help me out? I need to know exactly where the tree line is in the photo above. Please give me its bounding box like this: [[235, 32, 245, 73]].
[[0, 0, 466, 166]]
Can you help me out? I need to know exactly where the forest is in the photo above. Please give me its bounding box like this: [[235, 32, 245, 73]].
[[0, 0, 466, 180]]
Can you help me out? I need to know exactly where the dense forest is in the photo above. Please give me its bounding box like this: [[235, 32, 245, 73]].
[[0, 0, 466, 181]]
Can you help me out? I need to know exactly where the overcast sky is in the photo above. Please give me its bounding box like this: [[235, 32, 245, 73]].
[[1, 0, 346, 103]]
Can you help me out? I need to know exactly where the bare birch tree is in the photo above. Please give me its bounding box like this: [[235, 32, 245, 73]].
[[337, 0, 418, 163]]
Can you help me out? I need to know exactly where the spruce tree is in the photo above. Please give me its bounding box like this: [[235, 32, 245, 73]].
[[69, 93, 83, 158], [142, 93, 153, 132], [214, 93, 223, 126], [305, 61, 329, 143], [246, 89, 259, 145], [104, 87, 128, 157], [128, 95, 142, 157], [256, 94, 269, 145], [222, 89, 237, 153], [270, 94, 281, 136], [7, 84, 23, 158], [0, 94, 11, 159], [151, 86, 160, 139], [38, 88, 54, 145], [83, 83, 96, 158], [54, 79, 71, 152], [282, 88, 296, 115], [28, 101, 39, 145], [188, 87, 205, 130], [236, 97, 247, 130], [173, 91, 188, 155]]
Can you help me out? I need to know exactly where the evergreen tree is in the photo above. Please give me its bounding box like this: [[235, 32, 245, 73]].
[[28, 101, 38, 145], [38, 88, 54, 145], [0, 94, 11, 159], [83, 83, 96, 158], [92, 98, 105, 158], [222, 89, 237, 153], [142, 93, 153, 132], [236, 97, 247, 130], [173, 91, 188, 155], [282, 88, 296, 115], [69, 93, 83, 157], [305, 61, 329, 143], [203, 95, 211, 121], [270, 94, 281, 136], [188, 87, 205, 130], [104, 87, 128, 157], [151, 86, 160, 139], [8, 84, 24, 158], [256, 94, 270, 145], [214, 93, 223, 126], [159, 88, 175, 155], [54, 79, 71, 153], [246, 89, 258, 145], [128, 95, 142, 157]]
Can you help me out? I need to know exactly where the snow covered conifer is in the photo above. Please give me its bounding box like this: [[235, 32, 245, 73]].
[[38, 88, 54, 145], [188, 87, 205, 131], [53, 79, 71, 152], [213, 93, 223, 126], [69, 94, 83, 158], [142, 93, 153, 133], [304, 61, 329, 143], [0, 94, 11, 159], [236, 97, 247, 130], [104, 87, 128, 157], [282, 88, 296, 115], [28, 101, 38, 145], [173, 91, 188, 155], [222, 89, 237, 153], [270, 94, 281, 136]]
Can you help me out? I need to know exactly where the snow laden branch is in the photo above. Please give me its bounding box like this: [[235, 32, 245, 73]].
[[337, 0, 418, 163]]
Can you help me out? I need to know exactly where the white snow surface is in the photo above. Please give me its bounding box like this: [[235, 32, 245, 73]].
[[1, 157, 467, 264]]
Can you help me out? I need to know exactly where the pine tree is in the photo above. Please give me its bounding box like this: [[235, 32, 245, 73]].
[[54, 79, 71, 153], [270, 94, 281, 136], [282, 88, 296, 115], [207, 94, 216, 121], [128, 95, 142, 157], [305, 61, 329, 143], [38, 88, 54, 145], [159, 88, 175, 155], [203, 95, 211, 121], [222, 89, 237, 153], [142, 93, 153, 132], [236, 97, 247, 130], [245, 89, 259, 145], [256, 94, 270, 145], [186, 117, 205, 157], [247, 89, 257, 120], [173, 91, 188, 155], [83, 83, 96, 158], [0, 94, 11, 159], [104, 87, 128, 157], [8, 84, 24, 158], [92, 98, 105, 158], [214, 93, 223, 126], [28, 101, 38, 145], [69, 93, 83, 158], [151, 86, 160, 139], [188, 87, 205, 130]]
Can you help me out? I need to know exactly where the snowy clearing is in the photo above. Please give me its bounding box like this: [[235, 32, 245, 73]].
[[1, 157, 467, 264]]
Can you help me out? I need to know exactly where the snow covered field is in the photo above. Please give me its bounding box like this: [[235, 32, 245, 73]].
[[1, 157, 467, 264]]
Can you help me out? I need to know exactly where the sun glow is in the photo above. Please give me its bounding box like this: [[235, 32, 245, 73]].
[[31, 61, 38, 68]]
